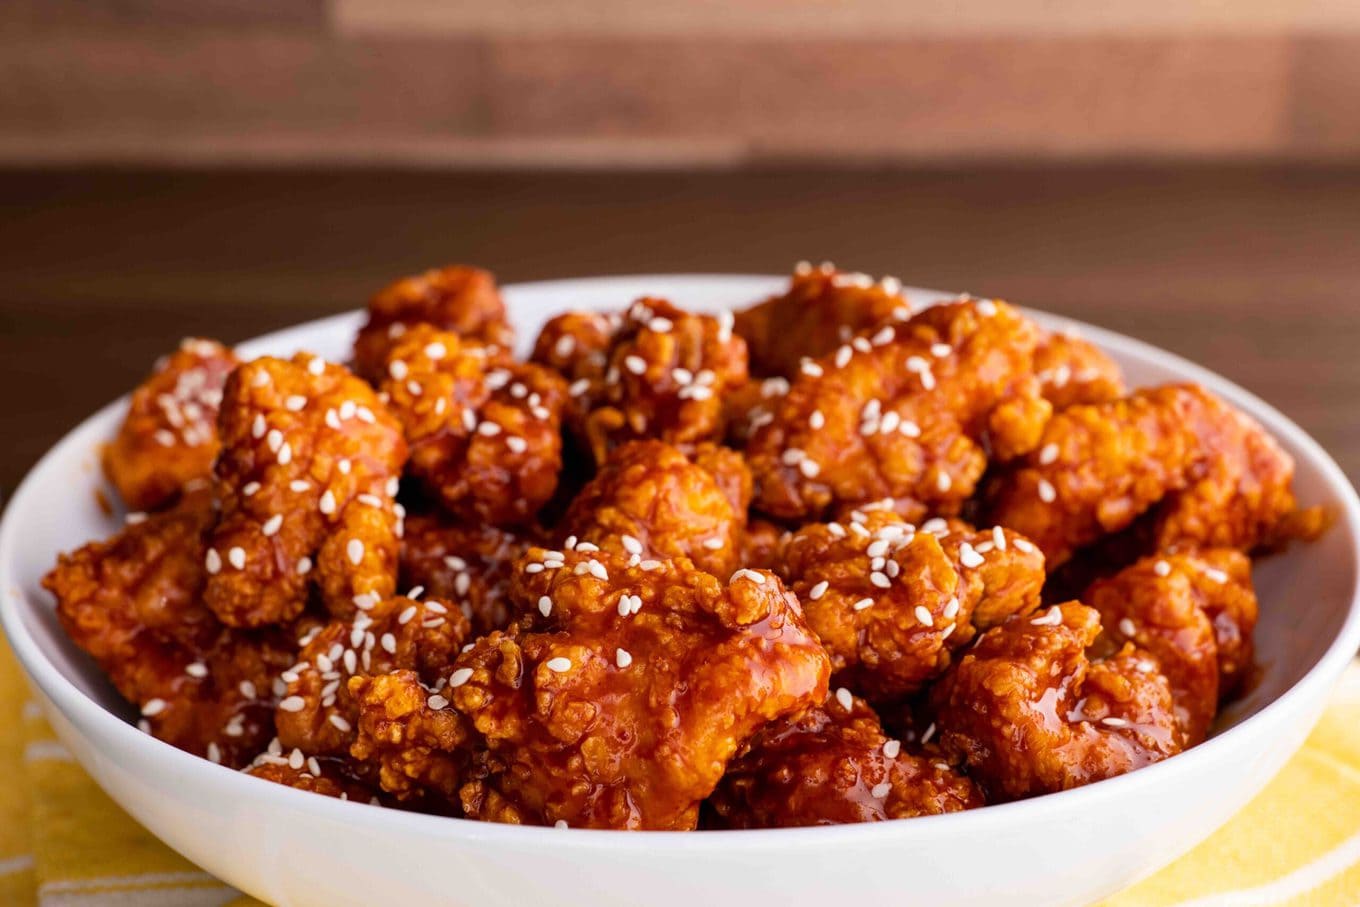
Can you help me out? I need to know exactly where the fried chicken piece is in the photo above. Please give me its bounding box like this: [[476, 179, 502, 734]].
[[781, 511, 1044, 701], [445, 545, 829, 829], [273, 594, 469, 785], [1033, 329, 1124, 409], [381, 325, 567, 526], [205, 354, 407, 628], [746, 298, 1050, 522], [742, 519, 786, 571], [930, 602, 1183, 801], [709, 689, 981, 827], [535, 298, 749, 465], [44, 491, 299, 766], [102, 338, 237, 512], [987, 384, 1302, 566], [1085, 550, 1257, 744], [245, 745, 381, 802], [556, 441, 749, 578], [353, 265, 513, 384], [530, 310, 618, 389], [734, 263, 913, 379], [399, 513, 527, 636]]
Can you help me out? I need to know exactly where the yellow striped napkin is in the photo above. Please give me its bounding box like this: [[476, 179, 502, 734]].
[[3, 638, 1358, 906]]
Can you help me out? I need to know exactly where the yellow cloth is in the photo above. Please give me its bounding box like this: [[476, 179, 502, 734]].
[[3, 639, 1359, 907]]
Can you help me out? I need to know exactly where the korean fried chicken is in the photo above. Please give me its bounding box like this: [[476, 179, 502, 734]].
[[930, 603, 1183, 801], [205, 354, 407, 628], [746, 298, 1051, 522], [709, 688, 981, 827], [532, 298, 748, 465], [780, 510, 1044, 701], [102, 338, 237, 512], [398, 513, 527, 636], [734, 263, 913, 379], [381, 325, 567, 526], [556, 440, 750, 578], [987, 384, 1305, 566], [353, 265, 514, 383]]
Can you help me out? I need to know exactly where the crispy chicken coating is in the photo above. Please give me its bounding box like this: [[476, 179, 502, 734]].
[[534, 298, 749, 465], [987, 384, 1302, 566], [399, 513, 527, 636], [734, 263, 913, 378], [709, 689, 982, 827], [245, 745, 381, 802], [381, 325, 568, 526], [556, 441, 749, 577], [44, 491, 300, 766], [273, 594, 469, 782], [1085, 549, 1257, 743], [1033, 329, 1124, 410], [447, 545, 830, 829], [931, 603, 1183, 801], [353, 265, 513, 384], [102, 338, 237, 512], [205, 354, 407, 628], [746, 298, 1051, 522], [781, 510, 1045, 701]]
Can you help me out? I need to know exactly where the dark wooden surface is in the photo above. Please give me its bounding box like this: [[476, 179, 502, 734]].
[[2, 166, 1358, 500]]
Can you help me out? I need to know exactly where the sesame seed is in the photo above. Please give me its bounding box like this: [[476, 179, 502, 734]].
[[921, 722, 937, 744], [228, 547, 246, 570], [1039, 443, 1059, 465], [648, 317, 673, 332], [141, 698, 167, 717], [277, 442, 292, 465], [835, 687, 854, 710], [900, 419, 921, 438], [476, 421, 501, 437], [883, 739, 901, 758], [871, 782, 891, 799], [545, 657, 572, 673], [930, 343, 952, 358], [1119, 618, 1137, 637], [252, 414, 266, 439], [288, 748, 305, 770], [870, 572, 891, 589], [569, 378, 591, 397], [730, 568, 765, 585], [261, 514, 283, 537], [325, 409, 341, 430], [1203, 566, 1229, 584], [389, 359, 409, 380], [620, 535, 643, 555], [872, 326, 896, 346], [347, 539, 365, 565], [450, 667, 474, 688], [380, 633, 397, 654], [538, 596, 553, 617], [239, 679, 257, 699], [285, 395, 307, 412], [278, 696, 305, 712], [853, 597, 875, 611], [835, 346, 852, 368], [615, 648, 633, 668], [355, 407, 375, 424], [943, 596, 960, 619], [186, 662, 208, 678], [624, 355, 647, 375], [328, 714, 352, 733], [799, 459, 821, 478], [266, 429, 283, 452], [992, 526, 1007, 551], [1037, 479, 1057, 503], [205, 549, 222, 574], [424, 341, 447, 360], [937, 471, 953, 493], [587, 560, 609, 581], [319, 490, 336, 515], [308, 357, 326, 376], [555, 820, 568, 829], [959, 543, 984, 569], [1031, 606, 1063, 627], [1101, 716, 1129, 728], [801, 360, 824, 377], [154, 429, 175, 447], [1013, 537, 1036, 554], [427, 694, 449, 710], [1154, 560, 1171, 577], [207, 743, 222, 764], [505, 436, 527, 454], [809, 409, 826, 429], [915, 605, 934, 627]]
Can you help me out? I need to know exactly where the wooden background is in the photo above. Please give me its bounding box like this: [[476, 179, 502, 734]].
[[7, 0, 1360, 167], [2, 166, 1358, 499]]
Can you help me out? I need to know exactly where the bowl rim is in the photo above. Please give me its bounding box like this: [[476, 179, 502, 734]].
[[3, 272, 1360, 852]]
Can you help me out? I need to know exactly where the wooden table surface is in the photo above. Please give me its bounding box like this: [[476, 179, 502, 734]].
[[2, 165, 1358, 500]]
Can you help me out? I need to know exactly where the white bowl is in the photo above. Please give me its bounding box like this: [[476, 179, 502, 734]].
[[3, 275, 1359, 907]]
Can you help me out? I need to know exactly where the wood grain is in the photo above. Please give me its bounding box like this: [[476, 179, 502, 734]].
[[1, 166, 1357, 499]]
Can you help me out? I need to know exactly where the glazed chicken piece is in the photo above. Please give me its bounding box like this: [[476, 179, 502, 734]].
[[205, 354, 407, 628], [352, 265, 514, 384], [709, 688, 981, 827], [272, 594, 470, 790], [399, 513, 528, 637], [930, 602, 1183, 801], [779, 510, 1045, 701], [531, 298, 748, 465], [1033, 329, 1125, 410], [987, 383, 1305, 566], [44, 490, 300, 767], [746, 298, 1051, 522], [734, 262, 913, 379], [381, 325, 568, 526], [102, 338, 237, 512], [429, 545, 830, 829], [1085, 549, 1257, 744], [245, 746, 382, 802], [556, 440, 750, 578]]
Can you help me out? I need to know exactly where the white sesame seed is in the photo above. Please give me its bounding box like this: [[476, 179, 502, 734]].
[[1037, 479, 1057, 503], [1013, 537, 1036, 554], [347, 539, 365, 565], [1203, 566, 1229, 584], [261, 514, 283, 537], [937, 471, 953, 493], [205, 549, 222, 574], [835, 687, 854, 710], [992, 525, 1007, 551], [809, 409, 826, 429], [238, 679, 257, 699], [141, 698, 167, 717], [801, 360, 824, 377], [318, 490, 337, 516], [325, 409, 342, 430], [450, 667, 474, 688], [389, 359, 409, 380], [277, 442, 292, 465], [207, 742, 222, 764], [307, 357, 326, 376], [899, 419, 921, 438], [871, 782, 892, 799], [1031, 606, 1063, 627], [328, 714, 352, 733], [427, 694, 449, 710], [943, 596, 960, 619], [959, 543, 985, 569], [615, 648, 633, 668], [545, 657, 572, 673], [871, 326, 896, 346], [587, 560, 609, 581], [278, 696, 305, 713], [870, 572, 891, 589], [930, 343, 952, 358], [1154, 559, 1171, 577], [285, 395, 307, 412], [555, 820, 568, 829], [624, 355, 647, 375], [799, 459, 821, 478], [620, 535, 643, 555], [505, 436, 528, 454], [1119, 618, 1137, 637], [538, 595, 553, 617], [424, 341, 447, 360], [379, 633, 396, 655], [730, 568, 765, 585], [252, 414, 266, 439], [915, 605, 935, 627], [834, 346, 852, 368], [883, 739, 901, 758], [228, 547, 246, 570], [1039, 443, 1059, 465], [921, 722, 937, 744], [1101, 716, 1129, 728], [185, 662, 208, 679], [476, 421, 501, 437], [853, 597, 875, 611]]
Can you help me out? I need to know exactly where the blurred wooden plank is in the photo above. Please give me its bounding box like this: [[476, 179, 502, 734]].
[[336, 0, 1360, 38], [1, 0, 324, 28], [2, 166, 1359, 495]]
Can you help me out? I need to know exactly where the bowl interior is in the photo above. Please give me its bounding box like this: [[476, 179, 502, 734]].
[[3, 274, 1357, 757]]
